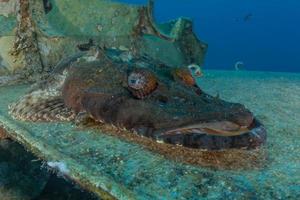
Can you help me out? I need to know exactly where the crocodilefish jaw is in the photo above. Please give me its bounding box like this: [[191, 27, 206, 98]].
[[152, 119, 266, 150]]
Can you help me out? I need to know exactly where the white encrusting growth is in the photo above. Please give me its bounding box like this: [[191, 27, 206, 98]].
[[47, 161, 70, 175], [187, 64, 203, 77]]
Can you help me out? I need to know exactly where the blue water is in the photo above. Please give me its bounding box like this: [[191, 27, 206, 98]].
[[118, 0, 300, 72]]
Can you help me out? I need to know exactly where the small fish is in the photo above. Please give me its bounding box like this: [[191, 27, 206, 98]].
[[234, 13, 253, 22], [244, 13, 253, 22]]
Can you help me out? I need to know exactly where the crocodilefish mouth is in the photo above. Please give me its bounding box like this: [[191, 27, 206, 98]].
[[154, 119, 266, 150], [162, 121, 250, 137]]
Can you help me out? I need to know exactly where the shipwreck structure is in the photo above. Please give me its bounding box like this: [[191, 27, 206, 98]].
[[0, 0, 207, 80]]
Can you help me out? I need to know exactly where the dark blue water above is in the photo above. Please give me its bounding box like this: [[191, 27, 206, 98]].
[[117, 0, 300, 72]]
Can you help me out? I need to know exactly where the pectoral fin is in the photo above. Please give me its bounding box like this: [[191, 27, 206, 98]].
[[9, 92, 75, 122]]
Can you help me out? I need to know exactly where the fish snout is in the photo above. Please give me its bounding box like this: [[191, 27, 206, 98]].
[[230, 109, 254, 128]]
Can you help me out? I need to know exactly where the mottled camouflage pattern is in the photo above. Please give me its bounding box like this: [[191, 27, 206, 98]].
[[9, 49, 266, 150]]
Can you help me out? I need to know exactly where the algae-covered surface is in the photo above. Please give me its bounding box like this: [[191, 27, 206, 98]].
[[38, 0, 139, 37], [0, 15, 16, 36], [0, 70, 299, 199]]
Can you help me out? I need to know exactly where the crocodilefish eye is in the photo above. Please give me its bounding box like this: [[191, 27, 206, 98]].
[[127, 69, 158, 99], [188, 64, 203, 77]]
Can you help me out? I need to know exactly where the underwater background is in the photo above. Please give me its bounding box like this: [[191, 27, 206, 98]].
[[119, 0, 300, 72], [0, 0, 299, 199]]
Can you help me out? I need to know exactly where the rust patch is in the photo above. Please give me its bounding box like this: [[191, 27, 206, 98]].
[[133, 2, 172, 41], [0, 126, 9, 139], [10, 0, 43, 79]]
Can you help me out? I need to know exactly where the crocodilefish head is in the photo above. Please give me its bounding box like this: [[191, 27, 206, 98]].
[[61, 54, 266, 150]]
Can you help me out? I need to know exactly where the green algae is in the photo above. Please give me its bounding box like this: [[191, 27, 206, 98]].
[[0, 15, 17, 36], [39, 0, 140, 37], [0, 70, 299, 199]]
